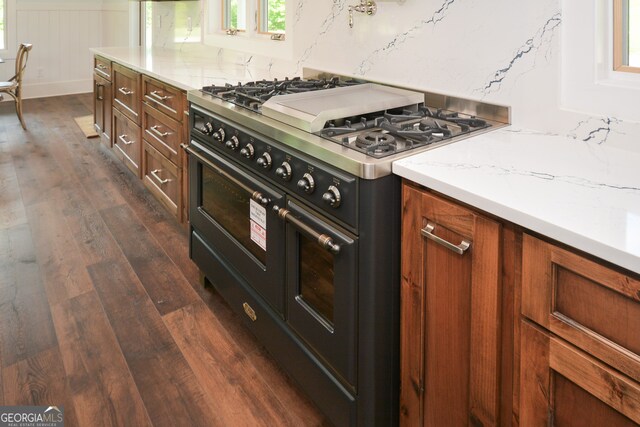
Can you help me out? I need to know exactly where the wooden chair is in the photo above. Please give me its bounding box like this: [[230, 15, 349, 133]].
[[0, 43, 33, 130]]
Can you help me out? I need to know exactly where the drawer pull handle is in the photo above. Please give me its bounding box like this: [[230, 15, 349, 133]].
[[421, 223, 471, 255], [96, 83, 104, 101], [97, 64, 107, 70], [150, 125, 170, 138], [118, 134, 134, 145], [150, 169, 171, 184], [118, 87, 133, 96], [150, 90, 171, 101]]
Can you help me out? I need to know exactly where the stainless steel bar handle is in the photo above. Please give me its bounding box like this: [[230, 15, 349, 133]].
[[150, 90, 170, 101], [97, 64, 107, 70], [181, 143, 271, 206], [150, 125, 169, 138], [118, 87, 133, 96], [272, 205, 341, 255], [118, 134, 134, 145], [150, 169, 171, 184], [421, 223, 471, 255]]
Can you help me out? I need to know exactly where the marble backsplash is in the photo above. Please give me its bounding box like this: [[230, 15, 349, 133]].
[[150, 0, 640, 154]]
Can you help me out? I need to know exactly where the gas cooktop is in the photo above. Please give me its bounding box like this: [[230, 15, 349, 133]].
[[200, 77, 493, 159], [189, 70, 510, 178]]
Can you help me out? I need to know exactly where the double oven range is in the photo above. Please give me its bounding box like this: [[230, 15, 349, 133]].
[[185, 71, 507, 426]]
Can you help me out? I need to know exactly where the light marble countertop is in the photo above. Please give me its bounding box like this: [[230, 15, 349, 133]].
[[90, 46, 291, 91], [393, 128, 640, 274]]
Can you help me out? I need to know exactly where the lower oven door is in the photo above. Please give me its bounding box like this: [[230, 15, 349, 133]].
[[278, 200, 358, 387], [186, 140, 286, 314]]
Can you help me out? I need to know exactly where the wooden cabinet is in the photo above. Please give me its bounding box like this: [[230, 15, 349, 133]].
[[400, 183, 508, 427], [93, 56, 112, 146], [520, 234, 640, 426], [140, 75, 188, 223], [400, 181, 640, 426], [113, 108, 142, 178], [93, 55, 189, 223], [142, 142, 180, 217], [142, 76, 185, 122], [113, 63, 141, 125]]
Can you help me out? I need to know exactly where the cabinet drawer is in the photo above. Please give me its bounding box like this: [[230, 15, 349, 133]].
[[142, 103, 181, 165], [143, 142, 179, 217], [521, 321, 640, 426], [113, 108, 142, 178], [94, 56, 112, 81], [113, 63, 141, 124], [142, 76, 185, 122], [522, 233, 640, 383]]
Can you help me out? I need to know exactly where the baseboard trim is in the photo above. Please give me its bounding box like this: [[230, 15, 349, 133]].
[[22, 79, 92, 100]]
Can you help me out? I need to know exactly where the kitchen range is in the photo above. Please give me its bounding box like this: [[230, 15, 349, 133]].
[[184, 70, 509, 426]]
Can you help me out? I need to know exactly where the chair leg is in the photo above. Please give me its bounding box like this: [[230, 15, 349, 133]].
[[16, 98, 26, 130]]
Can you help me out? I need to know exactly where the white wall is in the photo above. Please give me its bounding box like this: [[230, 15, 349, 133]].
[[166, 0, 640, 154], [0, 0, 130, 99], [290, 0, 640, 153]]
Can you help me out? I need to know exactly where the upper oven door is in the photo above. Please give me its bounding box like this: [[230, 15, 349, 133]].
[[279, 200, 358, 388], [187, 140, 286, 315]]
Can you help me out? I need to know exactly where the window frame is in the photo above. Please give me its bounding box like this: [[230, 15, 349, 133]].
[[613, 0, 640, 73], [257, 0, 286, 36], [0, 0, 16, 56], [219, 0, 286, 36], [204, 0, 292, 59], [221, 0, 247, 33]]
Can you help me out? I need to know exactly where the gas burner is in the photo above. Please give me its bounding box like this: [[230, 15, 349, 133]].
[[356, 132, 396, 148], [371, 143, 395, 155], [418, 118, 453, 137], [202, 77, 362, 111], [322, 116, 387, 137]]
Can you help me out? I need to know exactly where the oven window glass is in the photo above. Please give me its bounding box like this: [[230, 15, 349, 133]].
[[201, 166, 266, 264], [299, 234, 334, 324]]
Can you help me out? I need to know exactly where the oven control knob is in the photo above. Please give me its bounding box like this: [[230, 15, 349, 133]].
[[256, 152, 272, 170], [200, 122, 213, 135], [322, 185, 342, 208], [297, 173, 315, 194], [240, 144, 255, 159], [275, 162, 292, 181], [225, 136, 240, 150], [212, 127, 225, 141]]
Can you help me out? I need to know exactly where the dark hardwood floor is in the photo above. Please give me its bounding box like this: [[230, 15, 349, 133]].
[[0, 94, 330, 427]]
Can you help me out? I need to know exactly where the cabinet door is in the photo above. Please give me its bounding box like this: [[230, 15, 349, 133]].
[[400, 185, 502, 427], [94, 73, 105, 135], [520, 321, 640, 426]]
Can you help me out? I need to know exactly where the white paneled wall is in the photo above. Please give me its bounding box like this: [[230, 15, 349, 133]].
[[2, 0, 130, 99]]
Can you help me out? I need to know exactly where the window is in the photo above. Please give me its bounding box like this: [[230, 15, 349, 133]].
[[221, 0, 285, 35], [614, 0, 640, 72], [0, 0, 6, 50], [223, 0, 246, 31], [259, 0, 285, 34]]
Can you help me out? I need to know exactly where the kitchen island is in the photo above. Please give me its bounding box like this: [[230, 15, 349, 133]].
[[394, 128, 640, 426]]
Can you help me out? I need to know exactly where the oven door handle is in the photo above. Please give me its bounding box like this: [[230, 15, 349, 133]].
[[182, 143, 271, 206], [272, 205, 341, 255]]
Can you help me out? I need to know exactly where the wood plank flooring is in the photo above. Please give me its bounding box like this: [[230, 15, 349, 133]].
[[0, 94, 330, 427]]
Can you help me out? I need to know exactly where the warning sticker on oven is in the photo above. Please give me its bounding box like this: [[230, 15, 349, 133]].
[[250, 199, 267, 251], [250, 220, 267, 251]]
